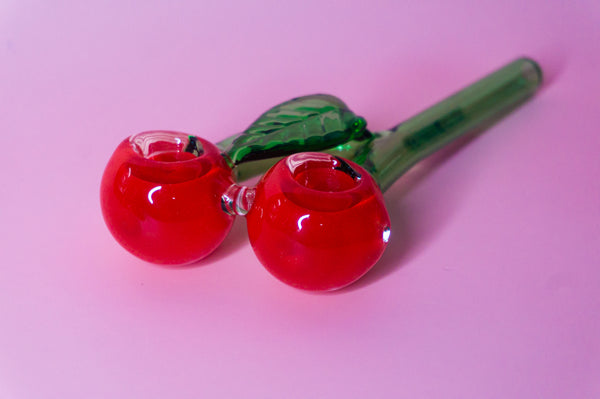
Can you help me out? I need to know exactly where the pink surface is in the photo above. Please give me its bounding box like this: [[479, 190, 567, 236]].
[[1, 1, 599, 398]]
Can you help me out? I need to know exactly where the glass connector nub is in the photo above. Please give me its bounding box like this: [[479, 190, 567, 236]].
[[221, 184, 255, 216]]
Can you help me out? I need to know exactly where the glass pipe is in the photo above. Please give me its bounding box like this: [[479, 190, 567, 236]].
[[101, 57, 542, 289]]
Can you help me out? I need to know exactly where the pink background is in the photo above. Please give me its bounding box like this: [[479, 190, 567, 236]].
[[1, 1, 599, 398]]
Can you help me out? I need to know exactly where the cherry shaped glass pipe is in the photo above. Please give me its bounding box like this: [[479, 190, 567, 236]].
[[101, 57, 542, 282], [243, 58, 542, 290]]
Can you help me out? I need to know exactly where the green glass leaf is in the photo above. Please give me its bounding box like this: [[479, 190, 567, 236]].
[[223, 94, 370, 165]]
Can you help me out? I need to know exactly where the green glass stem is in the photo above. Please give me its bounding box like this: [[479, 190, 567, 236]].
[[220, 58, 542, 185], [330, 57, 543, 191]]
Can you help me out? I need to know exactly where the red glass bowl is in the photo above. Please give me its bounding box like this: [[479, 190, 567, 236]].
[[246, 153, 391, 291], [100, 131, 234, 265]]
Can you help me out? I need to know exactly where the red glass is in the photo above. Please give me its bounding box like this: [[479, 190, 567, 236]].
[[100, 131, 234, 265], [246, 153, 391, 291]]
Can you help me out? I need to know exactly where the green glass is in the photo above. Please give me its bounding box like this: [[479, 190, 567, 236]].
[[221, 94, 370, 164], [219, 57, 542, 187], [217, 95, 373, 180]]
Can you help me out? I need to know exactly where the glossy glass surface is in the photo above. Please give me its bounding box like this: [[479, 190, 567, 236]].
[[219, 94, 370, 165], [246, 153, 390, 291], [217, 94, 372, 181], [100, 131, 234, 265], [100, 58, 543, 290]]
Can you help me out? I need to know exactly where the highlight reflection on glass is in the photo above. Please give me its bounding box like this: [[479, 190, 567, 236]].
[[147, 186, 161, 205]]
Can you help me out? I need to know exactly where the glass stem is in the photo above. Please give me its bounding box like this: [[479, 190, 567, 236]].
[[347, 58, 543, 191]]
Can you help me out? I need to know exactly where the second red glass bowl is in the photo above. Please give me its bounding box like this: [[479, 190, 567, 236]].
[[246, 153, 391, 291]]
